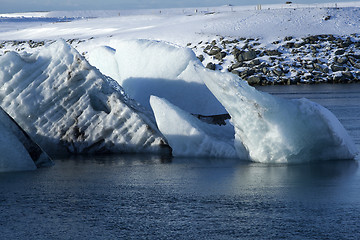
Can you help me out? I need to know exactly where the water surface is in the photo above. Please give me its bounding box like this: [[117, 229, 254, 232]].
[[1, 84, 360, 239]]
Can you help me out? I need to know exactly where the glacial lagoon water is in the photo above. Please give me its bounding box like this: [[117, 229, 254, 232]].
[[1, 84, 360, 239]]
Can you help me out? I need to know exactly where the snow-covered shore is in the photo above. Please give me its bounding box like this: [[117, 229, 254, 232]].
[[1, 2, 360, 85]]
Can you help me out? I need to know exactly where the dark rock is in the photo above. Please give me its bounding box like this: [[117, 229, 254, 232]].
[[193, 113, 230, 126], [250, 59, 261, 66], [204, 45, 211, 52], [214, 51, 227, 60], [333, 74, 347, 83], [240, 69, 255, 78], [237, 50, 257, 62], [331, 64, 346, 72], [294, 42, 305, 48], [350, 54, 360, 59], [343, 71, 354, 79], [273, 68, 284, 76], [223, 39, 239, 44], [353, 63, 360, 69], [206, 62, 216, 70], [246, 75, 262, 85], [284, 42, 295, 48], [208, 46, 221, 55], [197, 55, 204, 62], [228, 62, 243, 71], [327, 35, 336, 41], [266, 50, 282, 56], [348, 56, 357, 66], [336, 57, 348, 64], [335, 49, 345, 55]]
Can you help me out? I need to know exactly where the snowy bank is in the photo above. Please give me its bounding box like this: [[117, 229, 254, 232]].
[[0, 40, 170, 156]]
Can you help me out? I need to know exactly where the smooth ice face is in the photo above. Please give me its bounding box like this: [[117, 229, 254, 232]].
[[200, 66, 358, 163], [0, 40, 169, 156], [0, 122, 36, 172], [0, 107, 39, 172], [0, 107, 52, 169], [88, 39, 226, 115], [150, 96, 245, 159]]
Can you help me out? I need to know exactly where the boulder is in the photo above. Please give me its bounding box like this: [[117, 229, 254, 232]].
[[266, 50, 282, 56], [335, 49, 345, 55], [237, 50, 257, 61], [206, 62, 216, 70]]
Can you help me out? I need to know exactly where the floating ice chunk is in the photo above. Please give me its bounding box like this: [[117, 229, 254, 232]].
[[0, 107, 53, 172], [0, 40, 170, 156], [202, 67, 358, 163], [150, 96, 246, 159], [88, 39, 226, 115]]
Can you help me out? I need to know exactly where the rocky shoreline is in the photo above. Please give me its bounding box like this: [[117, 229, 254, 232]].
[[2, 34, 360, 86], [188, 34, 360, 85]]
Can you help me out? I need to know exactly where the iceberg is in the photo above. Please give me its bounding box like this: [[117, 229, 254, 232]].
[[0, 107, 52, 172], [0, 40, 170, 156], [201, 66, 358, 163], [150, 96, 245, 159], [88, 39, 226, 115], [90, 39, 357, 162]]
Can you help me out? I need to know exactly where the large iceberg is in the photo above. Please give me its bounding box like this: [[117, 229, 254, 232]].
[[0, 40, 170, 156], [0, 107, 52, 172], [89, 39, 357, 162], [201, 67, 358, 163], [88, 39, 226, 115]]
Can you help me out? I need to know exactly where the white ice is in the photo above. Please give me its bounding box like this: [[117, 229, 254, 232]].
[[88, 39, 226, 115], [0, 40, 169, 156], [202, 66, 358, 163], [150, 96, 243, 159], [90, 38, 357, 162]]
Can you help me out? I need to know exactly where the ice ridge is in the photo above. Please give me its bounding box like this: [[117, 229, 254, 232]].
[[0, 40, 170, 156]]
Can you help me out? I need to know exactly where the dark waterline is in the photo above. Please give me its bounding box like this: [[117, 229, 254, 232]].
[[1, 84, 360, 239]]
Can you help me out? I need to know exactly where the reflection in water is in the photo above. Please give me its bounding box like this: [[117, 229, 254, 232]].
[[0, 155, 360, 240]]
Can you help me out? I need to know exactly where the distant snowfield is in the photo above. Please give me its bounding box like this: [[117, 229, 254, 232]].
[[1, 2, 360, 48]]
